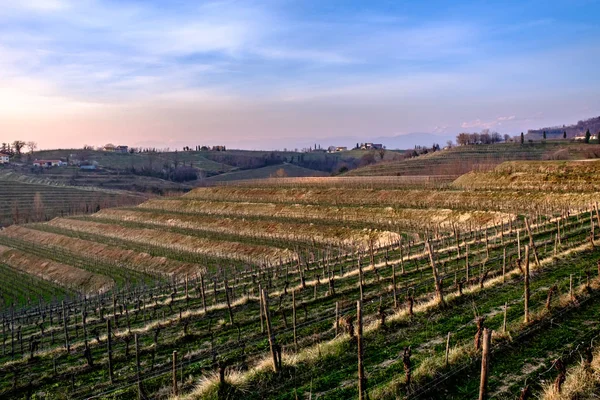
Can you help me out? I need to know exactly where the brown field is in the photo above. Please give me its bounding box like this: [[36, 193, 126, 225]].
[[91, 208, 401, 249], [141, 198, 511, 230], [0, 245, 113, 294], [183, 185, 597, 213], [47, 217, 296, 264], [0, 225, 202, 277], [453, 160, 600, 192]]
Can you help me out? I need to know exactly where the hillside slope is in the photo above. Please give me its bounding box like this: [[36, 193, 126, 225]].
[[205, 163, 328, 182], [453, 159, 600, 192], [346, 142, 600, 177], [0, 171, 145, 227]]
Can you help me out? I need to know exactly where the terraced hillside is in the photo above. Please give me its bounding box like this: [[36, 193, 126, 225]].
[[0, 164, 599, 400], [0, 172, 146, 227], [454, 159, 600, 192], [205, 163, 328, 182], [346, 142, 600, 177]]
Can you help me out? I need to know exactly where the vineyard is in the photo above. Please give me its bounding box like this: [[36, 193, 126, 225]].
[[0, 172, 146, 227], [0, 160, 599, 399], [346, 142, 600, 177]]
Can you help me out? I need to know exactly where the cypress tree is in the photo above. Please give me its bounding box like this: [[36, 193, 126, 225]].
[[520, 132, 524, 144], [585, 129, 591, 143]]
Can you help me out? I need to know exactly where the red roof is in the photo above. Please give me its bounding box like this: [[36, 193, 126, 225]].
[[0, 153, 9, 157]]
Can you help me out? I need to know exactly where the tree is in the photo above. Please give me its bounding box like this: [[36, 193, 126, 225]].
[[542, 131, 546, 140], [377, 148, 386, 160], [563, 131, 567, 139], [26, 141, 38, 154], [585, 129, 591, 144], [520, 132, 524, 144], [503, 134, 511, 143], [12, 140, 25, 156]]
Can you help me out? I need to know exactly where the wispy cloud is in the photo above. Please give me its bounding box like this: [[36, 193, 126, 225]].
[[1, 0, 599, 149]]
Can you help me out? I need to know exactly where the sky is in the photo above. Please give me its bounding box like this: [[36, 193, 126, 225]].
[[0, 0, 599, 150]]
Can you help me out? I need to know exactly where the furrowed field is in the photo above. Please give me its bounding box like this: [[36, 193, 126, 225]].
[[1, 160, 600, 399]]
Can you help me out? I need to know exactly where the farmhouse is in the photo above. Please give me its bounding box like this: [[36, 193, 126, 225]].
[[103, 144, 129, 153], [0, 153, 9, 164], [33, 160, 66, 168], [359, 143, 384, 150]]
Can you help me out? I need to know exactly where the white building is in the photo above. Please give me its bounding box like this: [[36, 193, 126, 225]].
[[33, 160, 66, 168], [0, 153, 9, 164]]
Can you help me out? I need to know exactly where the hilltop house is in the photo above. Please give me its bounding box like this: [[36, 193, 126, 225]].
[[359, 143, 384, 150], [33, 160, 66, 168], [0, 153, 9, 164], [103, 144, 129, 153]]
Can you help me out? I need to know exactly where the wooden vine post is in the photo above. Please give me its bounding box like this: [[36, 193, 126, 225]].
[[357, 300, 366, 400], [478, 328, 491, 400], [524, 246, 530, 324], [445, 332, 451, 367], [524, 218, 540, 267], [292, 289, 298, 351], [62, 301, 70, 352], [172, 350, 178, 396], [461, 243, 468, 283], [261, 289, 280, 373], [426, 241, 445, 307], [391, 261, 398, 309], [107, 319, 114, 384]]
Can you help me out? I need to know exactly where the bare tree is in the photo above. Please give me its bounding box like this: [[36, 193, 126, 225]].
[[26, 141, 38, 154], [12, 141, 25, 156]]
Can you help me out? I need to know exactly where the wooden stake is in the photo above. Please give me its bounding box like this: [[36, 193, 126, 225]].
[[292, 290, 298, 352], [426, 241, 445, 307], [259, 284, 264, 334], [502, 247, 506, 283], [524, 246, 530, 324], [465, 244, 470, 282], [445, 332, 451, 367], [503, 302, 507, 333], [262, 289, 279, 373], [524, 219, 540, 267], [478, 328, 491, 400], [517, 229, 521, 259], [172, 351, 178, 396], [391, 261, 398, 309], [62, 301, 70, 352], [107, 319, 114, 384], [335, 301, 340, 336], [357, 300, 366, 400]]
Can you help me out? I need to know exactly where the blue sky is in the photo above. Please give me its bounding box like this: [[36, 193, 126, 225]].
[[0, 0, 599, 149]]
